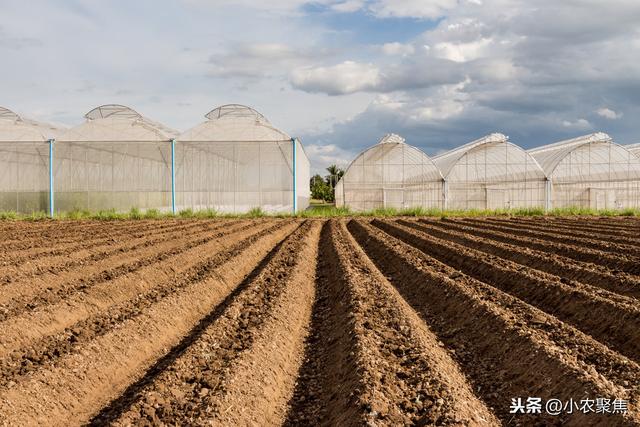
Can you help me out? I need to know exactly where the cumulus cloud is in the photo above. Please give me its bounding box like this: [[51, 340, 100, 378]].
[[380, 42, 415, 56], [596, 107, 622, 120], [291, 61, 382, 95]]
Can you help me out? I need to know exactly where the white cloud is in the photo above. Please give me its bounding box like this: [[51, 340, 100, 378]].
[[561, 118, 591, 129], [596, 107, 622, 120], [291, 61, 382, 95], [369, 0, 458, 19], [433, 37, 493, 62], [381, 42, 415, 56]]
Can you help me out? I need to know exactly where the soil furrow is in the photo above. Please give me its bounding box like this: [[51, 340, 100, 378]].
[[373, 219, 640, 364], [441, 218, 640, 275], [0, 221, 271, 357], [0, 220, 300, 426], [505, 217, 640, 241], [286, 220, 499, 426], [0, 219, 226, 281], [0, 220, 248, 318], [0, 221, 292, 390], [349, 219, 640, 426], [480, 217, 640, 248], [104, 220, 319, 426], [458, 218, 640, 259], [413, 218, 640, 299]]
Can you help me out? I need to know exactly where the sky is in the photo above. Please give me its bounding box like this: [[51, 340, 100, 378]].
[[1, 0, 639, 174]]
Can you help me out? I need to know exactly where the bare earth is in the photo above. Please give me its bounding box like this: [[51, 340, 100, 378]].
[[0, 216, 638, 426]]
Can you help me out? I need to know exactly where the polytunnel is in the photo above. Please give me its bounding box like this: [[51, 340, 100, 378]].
[[176, 104, 309, 213], [433, 133, 547, 210], [529, 132, 640, 209], [55, 104, 178, 213], [335, 134, 443, 211], [0, 106, 62, 213]]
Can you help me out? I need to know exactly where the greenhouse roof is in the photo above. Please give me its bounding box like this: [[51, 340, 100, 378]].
[[627, 143, 640, 154], [528, 132, 614, 176], [59, 104, 178, 142], [339, 133, 443, 185], [180, 104, 290, 142], [432, 133, 515, 178], [0, 106, 63, 142]]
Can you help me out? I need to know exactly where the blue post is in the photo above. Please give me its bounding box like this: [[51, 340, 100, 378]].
[[171, 139, 176, 215], [292, 138, 297, 214], [49, 139, 54, 217]]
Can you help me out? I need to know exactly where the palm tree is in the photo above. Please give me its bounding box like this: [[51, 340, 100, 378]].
[[325, 165, 344, 190]]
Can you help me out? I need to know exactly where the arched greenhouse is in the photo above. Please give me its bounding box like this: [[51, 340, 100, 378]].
[[0, 106, 61, 213], [627, 143, 640, 158], [529, 132, 640, 209], [335, 134, 443, 211], [433, 133, 547, 210], [55, 104, 178, 212], [176, 104, 309, 213]]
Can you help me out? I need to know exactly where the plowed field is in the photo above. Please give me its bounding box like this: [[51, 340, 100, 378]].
[[0, 217, 638, 426]]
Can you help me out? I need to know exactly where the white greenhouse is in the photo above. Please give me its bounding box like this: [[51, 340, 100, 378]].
[[529, 132, 640, 209], [0, 106, 62, 213], [627, 143, 640, 158], [176, 104, 309, 213], [335, 134, 443, 211], [433, 133, 547, 210], [55, 104, 178, 213]]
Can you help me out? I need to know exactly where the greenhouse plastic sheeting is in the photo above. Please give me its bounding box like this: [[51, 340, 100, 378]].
[[0, 141, 51, 212], [336, 134, 443, 211]]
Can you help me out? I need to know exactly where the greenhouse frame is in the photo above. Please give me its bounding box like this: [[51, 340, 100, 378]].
[[0, 104, 309, 214], [176, 104, 309, 213], [335, 134, 444, 211], [529, 132, 640, 209], [0, 106, 61, 213], [433, 133, 547, 210], [627, 143, 640, 158]]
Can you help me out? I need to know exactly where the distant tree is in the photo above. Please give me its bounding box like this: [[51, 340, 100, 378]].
[[325, 165, 344, 190], [310, 174, 331, 201]]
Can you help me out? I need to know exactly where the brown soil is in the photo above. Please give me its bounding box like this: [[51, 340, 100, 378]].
[[0, 217, 638, 426]]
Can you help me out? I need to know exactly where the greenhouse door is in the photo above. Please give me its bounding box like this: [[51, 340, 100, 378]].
[[383, 188, 404, 209], [486, 189, 509, 210], [589, 188, 615, 210]]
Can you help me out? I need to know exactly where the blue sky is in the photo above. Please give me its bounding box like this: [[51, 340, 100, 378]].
[[1, 0, 639, 173]]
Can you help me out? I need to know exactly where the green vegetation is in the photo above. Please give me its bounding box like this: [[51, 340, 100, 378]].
[[1, 206, 639, 221], [310, 164, 345, 203]]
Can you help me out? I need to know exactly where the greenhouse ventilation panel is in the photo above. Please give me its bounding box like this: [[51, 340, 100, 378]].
[[55, 104, 178, 212], [176, 104, 309, 213], [335, 134, 444, 211], [0, 106, 63, 213], [529, 132, 640, 209], [433, 133, 547, 210]]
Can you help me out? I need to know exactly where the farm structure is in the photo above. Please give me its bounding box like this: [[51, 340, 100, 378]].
[[176, 104, 309, 213], [0, 107, 62, 213], [335, 134, 443, 211], [0, 104, 309, 214], [530, 133, 640, 210], [0, 217, 638, 426], [433, 133, 547, 210], [627, 143, 640, 158]]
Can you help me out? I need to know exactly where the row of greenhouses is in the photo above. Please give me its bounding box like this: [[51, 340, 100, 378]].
[[0, 104, 309, 214], [2, 103, 640, 214], [336, 132, 640, 211]]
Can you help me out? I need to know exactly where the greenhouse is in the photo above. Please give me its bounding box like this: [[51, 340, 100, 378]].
[[335, 134, 443, 211], [433, 133, 547, 210], [628, 143, 640, 158], [0, 106, 62, 213], [55, 104, 178, 213], [176, 104, 309, 213], [529, 132, 640, 209]]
